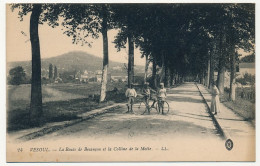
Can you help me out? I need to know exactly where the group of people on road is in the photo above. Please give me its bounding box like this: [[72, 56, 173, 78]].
[[125, 82, 167, 114], [125, 81, 220, 116]]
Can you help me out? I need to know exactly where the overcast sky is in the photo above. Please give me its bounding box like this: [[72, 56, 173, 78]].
[[6, 4, 253, 67], [6, 6, 145, 66]]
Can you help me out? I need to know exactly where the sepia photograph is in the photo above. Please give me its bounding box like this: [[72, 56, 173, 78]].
[[5, 1, 256, 162]]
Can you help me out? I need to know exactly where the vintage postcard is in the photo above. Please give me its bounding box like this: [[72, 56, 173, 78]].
[[6, 2, 256, 162]]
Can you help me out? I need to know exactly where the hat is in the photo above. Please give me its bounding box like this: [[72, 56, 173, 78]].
[[160, 83, 164, 86], [144, 82, 149, 85]]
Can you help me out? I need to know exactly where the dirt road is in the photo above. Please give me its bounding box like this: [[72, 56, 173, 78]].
[[39, 82, 219, 140], [9, 83, 255, 161]]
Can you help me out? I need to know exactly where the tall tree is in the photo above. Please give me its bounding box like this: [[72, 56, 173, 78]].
[[227, 4, 255, 100], [208, 40, 217, 89], [29, 4, 43, 125], [49, 63, 53, 80], [151, 56, 157, 88], [127, 35, 134, 86], [143, 54, 149, 83], [54, 65, 58, 79], [112, 4, 143, 87], [99, 6, 109, 102], [202, 4, 255, 95], [216, 32, 226, 94], [11, 3, 62, 125], [61, 4, 113, 102]]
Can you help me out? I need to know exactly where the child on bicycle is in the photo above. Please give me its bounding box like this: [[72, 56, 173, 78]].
[[125, 83, 137, 113], [151, 83, 167, 114], [158, 83, 167, 114]]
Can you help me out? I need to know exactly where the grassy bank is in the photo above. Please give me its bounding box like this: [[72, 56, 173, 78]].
[[221, 88, 255, 125], [7, 82, 127, 132]]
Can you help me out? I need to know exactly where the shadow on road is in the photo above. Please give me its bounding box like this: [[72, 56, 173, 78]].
[[172, 114, 211, 122], [55, 110, 219, 138], [167, 90, 199, 95], [166, 96, 204, 104]]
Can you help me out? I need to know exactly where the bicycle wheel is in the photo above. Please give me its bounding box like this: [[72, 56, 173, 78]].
[[142, 100, 158, 115], [147, 101, 158, 114], [132, 102, 147, 115], [157, 101, 170, 114], [163, 101, 170, 114]]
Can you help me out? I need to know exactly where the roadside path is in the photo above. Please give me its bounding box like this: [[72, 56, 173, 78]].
[[197, 84, 255, 155]]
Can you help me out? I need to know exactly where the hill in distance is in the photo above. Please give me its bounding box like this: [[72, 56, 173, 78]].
[[7, 51, 144, 76]]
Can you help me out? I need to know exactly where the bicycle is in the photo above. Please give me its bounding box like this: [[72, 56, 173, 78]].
[[132, 95, 169, 115], [155, 98, 170, 114], [132, 96, 158, 115]]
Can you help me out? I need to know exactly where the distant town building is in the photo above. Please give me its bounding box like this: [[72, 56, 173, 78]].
[[54, 77, 63, 83], [80, 70, 89, 82], [112, 66, 122, 70], [96, 71, 102, 82], [111, 76, 127, 82], [96, 70, 102, 75], [96, 71, 111, 82], [237, 63, 255, 77]]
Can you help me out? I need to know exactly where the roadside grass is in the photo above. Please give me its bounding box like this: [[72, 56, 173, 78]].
[[49, 83, 101, 96], [7, 82, 177, 131], [7, 82, 127, 132], [220, 89, 255, 125], [200, 84, 255, 125]]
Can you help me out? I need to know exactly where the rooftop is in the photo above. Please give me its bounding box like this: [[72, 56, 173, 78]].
[[239, 63, 255, 69]]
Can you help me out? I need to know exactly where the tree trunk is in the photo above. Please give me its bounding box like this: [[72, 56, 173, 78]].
[[229, 48, 236, 101], [128, 34, 134, 87], [178, 74, 181, 84], [176, 73, 179, 84], [216, 54, 225, 94], [54, 66, 57, 79], [49, 64, 53, 80], [144, 54, 149, 84], [200, 73, 204, 85], [30, 4, 42, 126], [164, 60, 170, 87], [217, 65, 225, 94], [209, 41, 216, 89], [159, 52, 165, 83], [170, 71, 174, 86], [206, 58, 210, 87], [229, 9, 236, 101], [99, 9, 109, 102], [151, 57, 157, 88], [216, 31, 226, 95]]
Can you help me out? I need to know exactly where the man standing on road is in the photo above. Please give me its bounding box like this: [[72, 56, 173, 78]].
[[125, 83, 137, 113]]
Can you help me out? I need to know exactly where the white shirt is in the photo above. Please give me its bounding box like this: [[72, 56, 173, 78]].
[[125, 88, 137, 97], [157, 88, 167, 98]]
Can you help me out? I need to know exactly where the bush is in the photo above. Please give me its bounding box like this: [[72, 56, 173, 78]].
[[224, 87, 230, 93], [236, 73, 255, 85], [8, 66, 27, 85], [237, 87, 255, 102]]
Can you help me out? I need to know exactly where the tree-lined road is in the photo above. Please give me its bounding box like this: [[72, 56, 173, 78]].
[[8, 82, 255, 161], [38, 83, 220, 141]]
